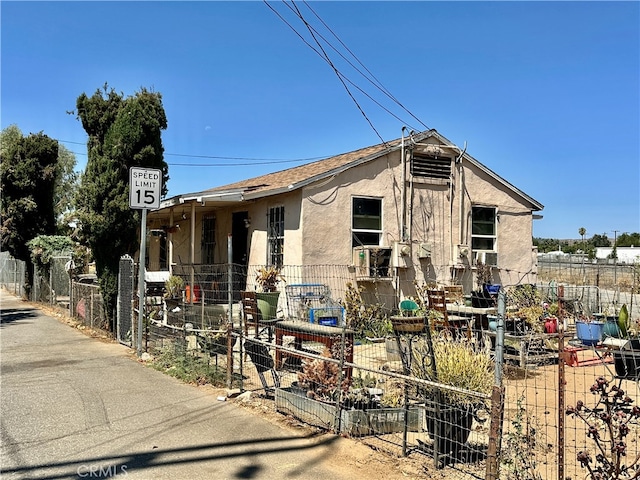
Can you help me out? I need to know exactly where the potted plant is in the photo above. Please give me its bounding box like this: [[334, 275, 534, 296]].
[[164, 274, 184, 299], [410, 333, 494, 465], [275, 344, 423, 436], [341, 282, 393, 341], [605, 304, 640, 380], [164, 275, 184, 310], [255, 266, 285, 320], [472, 260, 495, 308]]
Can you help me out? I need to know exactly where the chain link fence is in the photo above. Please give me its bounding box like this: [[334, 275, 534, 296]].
[[0, 252, 26, 297], [6, 253, 639, 479]]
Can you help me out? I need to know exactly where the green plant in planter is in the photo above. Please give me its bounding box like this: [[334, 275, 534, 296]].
[[340, 282, 392, 340], [475, 260, 493, 291], [411, 333, 494, 464], [255, 265, 285, 292], [164, 275, 184, 299], [411, 333, 494, 410]]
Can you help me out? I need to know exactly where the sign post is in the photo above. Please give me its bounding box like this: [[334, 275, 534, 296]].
[[129, 167, 162, 357]]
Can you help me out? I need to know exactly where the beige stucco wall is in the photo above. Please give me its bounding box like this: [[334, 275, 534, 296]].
[[299, 146, 538, 293], [146, 142, 538, 298]]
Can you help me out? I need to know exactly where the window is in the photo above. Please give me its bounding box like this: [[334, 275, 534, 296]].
[[352, 197, 382, 247], [471, 206, 497, 251], [268, 206, 284, 267], [201, 215, 216, 264], [411, 154, 452, 179]]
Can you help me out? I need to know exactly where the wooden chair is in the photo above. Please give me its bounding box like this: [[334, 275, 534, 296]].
[[241, 291, 281, 342], [427, 289, 471, 338], [426, 289, 451, 332], [444, 285, 464, 305]]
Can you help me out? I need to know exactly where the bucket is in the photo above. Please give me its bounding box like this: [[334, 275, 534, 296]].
[[575, 321, 604, 346]]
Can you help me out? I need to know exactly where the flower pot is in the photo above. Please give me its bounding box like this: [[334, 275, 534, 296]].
[[424, 400, 474, 462], [274, 387, 423, 436], [602, 318, 622, 339], [544, 317, 558, 334], [487, 315, 497, 332], [256, 292, 280, 320], [390, 315, 425, 333], [613, 339, 640, 380], [385, 336, 409, 362], [575, 320, 604, 346]]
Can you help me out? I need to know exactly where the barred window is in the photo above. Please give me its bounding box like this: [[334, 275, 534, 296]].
[[201, 215, 216, 264], [268, 206, 284, 267]]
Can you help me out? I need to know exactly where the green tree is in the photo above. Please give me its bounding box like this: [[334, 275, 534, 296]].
[[616, 232, 640, 247], [74, 84, 168, 330], [55, 144, 79, 234], [578, 227, 586, 252], [589, 233, 611, 248], [0, 127, 60, 296]]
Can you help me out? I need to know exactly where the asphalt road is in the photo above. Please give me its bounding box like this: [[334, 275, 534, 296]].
[[0, 289, 357, 480]]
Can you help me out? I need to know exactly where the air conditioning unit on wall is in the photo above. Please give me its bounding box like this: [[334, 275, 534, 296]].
[[474, 251, 499, 267], [392, 241, 411, 268], [352, 246, 393, 279]]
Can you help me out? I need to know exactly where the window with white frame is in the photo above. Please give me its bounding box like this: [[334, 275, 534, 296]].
[[267, 206, 284, 267], [352, 197, 382, 247], [201, 215, 216, 264], [471, 206, 497, 251]]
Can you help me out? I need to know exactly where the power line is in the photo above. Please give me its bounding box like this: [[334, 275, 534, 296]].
[[284, 1, 387, 144], [300, 0, 429, 131], [266, 1, 429, 137], [60, 140, 332, 166]]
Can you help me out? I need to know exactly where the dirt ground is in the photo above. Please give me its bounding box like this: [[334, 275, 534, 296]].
[[39, 301, 640, 480]]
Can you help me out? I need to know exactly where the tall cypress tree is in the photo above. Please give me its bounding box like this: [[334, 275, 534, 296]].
[[75, 84, 168, 330]]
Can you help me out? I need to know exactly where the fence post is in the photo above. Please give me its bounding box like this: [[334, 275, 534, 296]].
[[485, 385, 505, 479], [486, 290, 507, 479]]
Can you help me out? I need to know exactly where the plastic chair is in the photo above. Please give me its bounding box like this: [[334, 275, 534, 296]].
[[399, 299, 420, 317]]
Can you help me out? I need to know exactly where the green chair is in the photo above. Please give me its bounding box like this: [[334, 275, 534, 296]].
[[399, 299, 420, 317]]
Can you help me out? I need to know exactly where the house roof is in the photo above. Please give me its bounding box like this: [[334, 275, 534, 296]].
[[159, 129, 543, 211]]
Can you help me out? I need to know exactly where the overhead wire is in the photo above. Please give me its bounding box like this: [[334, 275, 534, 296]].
[[270, 1, 429, 136], [286, 0, 387, 145], [64, 2, 432, 168], [59, 139, 333, 167], [300, 0, 429, 131]]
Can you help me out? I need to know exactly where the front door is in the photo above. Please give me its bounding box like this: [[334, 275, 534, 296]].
[[232, 211, 249, 292]]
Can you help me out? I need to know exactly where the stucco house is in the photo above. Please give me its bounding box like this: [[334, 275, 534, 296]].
[[144, 128, 543, 308]]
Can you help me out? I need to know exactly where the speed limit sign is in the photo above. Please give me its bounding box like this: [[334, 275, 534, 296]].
[[129, 167, 162, 210]]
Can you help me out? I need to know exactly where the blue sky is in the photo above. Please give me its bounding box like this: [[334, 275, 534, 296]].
[[2, 1, 638, 240]]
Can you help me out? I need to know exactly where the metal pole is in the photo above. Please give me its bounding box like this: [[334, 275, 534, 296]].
[[137, 208, 147, 357], [227, 234, 234, 389], [494, 291, 506, 384]]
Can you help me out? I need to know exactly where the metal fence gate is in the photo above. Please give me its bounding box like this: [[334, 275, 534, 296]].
[[117, 255, 134, 346]]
